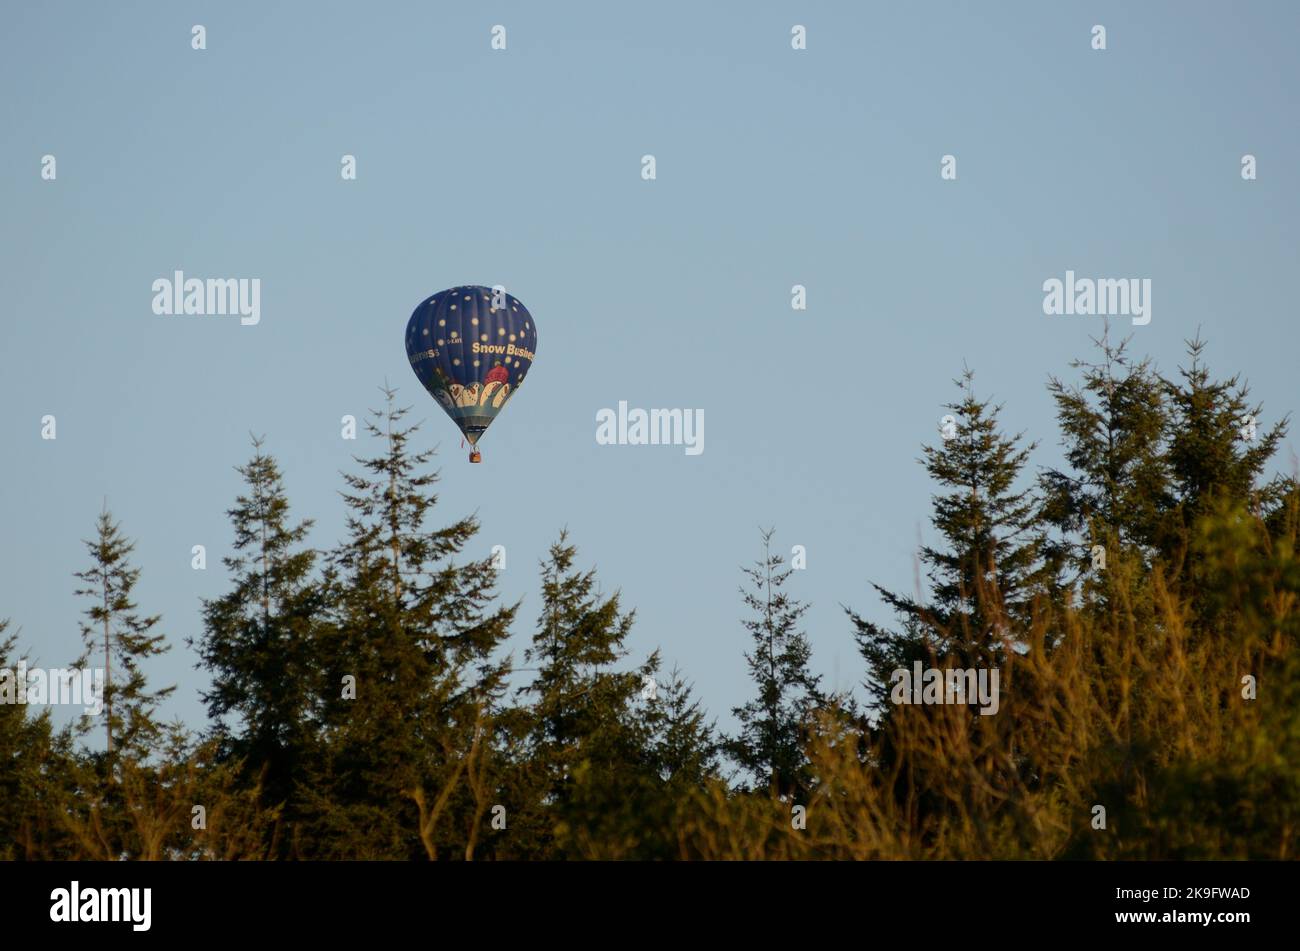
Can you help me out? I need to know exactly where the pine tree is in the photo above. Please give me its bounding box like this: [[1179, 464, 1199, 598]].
[[194, 437, 324, 857], [728, 527, 823, 798], [1163, 333, 1290, 541], [1041, 331, 1292, 596], [1040, 328, 1172, 586], [72, 508, 173, 758], [303, 387, 516, 859], [849, 368, 1045, 709], [0, 620, 73, 858], [645, 665, 719, 790], [1035, 327, 1173, 652], [605, 663, 720, 859], [501, 531, 655, 857], [1160, 334, 1293, 634]]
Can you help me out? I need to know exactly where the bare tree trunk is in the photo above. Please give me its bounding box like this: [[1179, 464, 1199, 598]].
[[410, 710, 484, 860], [464, 708, 490, 860], [103, 580, 112, 756]]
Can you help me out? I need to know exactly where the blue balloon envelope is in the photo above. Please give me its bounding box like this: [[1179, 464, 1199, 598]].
[[405, 286, 538, 448]]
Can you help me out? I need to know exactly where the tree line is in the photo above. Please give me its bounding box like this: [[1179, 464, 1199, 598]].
[[2, 331, 1297, 859]]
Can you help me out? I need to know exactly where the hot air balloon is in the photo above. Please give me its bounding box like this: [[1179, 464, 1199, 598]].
[[405, 286, 537, 463]]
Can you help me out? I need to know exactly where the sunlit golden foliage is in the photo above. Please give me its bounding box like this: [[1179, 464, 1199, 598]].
[[674, 499, 1299, 860]]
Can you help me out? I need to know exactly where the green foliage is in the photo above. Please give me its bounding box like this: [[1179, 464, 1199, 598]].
[[851, 368, 1046, 715], [193, 436, 325, 857], [728, 527, 822, 797], [1040, 330, 1170, 582], [497, 532, 657, 857], [72, 508, 174, 758], [2, 342, 1297, 860], [0, 622, 71, 859], [300, 389, 515, 860]]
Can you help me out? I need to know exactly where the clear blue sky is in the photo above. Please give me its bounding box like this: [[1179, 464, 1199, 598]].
[[2, 1, 1298, 737]]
